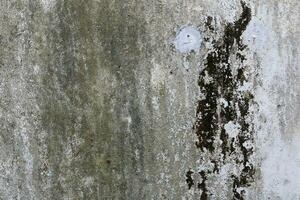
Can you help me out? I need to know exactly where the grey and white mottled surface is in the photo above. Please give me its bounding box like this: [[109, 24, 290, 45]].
[[0, 0, 299, 199]]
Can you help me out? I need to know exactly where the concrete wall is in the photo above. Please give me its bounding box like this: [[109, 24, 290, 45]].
[[0, 0, 299, 199]]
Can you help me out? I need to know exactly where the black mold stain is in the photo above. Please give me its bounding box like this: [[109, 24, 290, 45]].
[[205, 16, 214, 31], [194, 1, 252, 154], [198, 171, 209, 200], [186, 1, 256, 198], [186, 170, 195, 189], [211, 160, 219, 173]]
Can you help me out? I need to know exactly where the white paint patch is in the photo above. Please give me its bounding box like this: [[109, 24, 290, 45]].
[[174, 26, 202, 53], [219, 98, 229, 108], [262, 136, 300, 199], [237, 82, 252, 92], [224, 121, 240, 138], [203, 70, 213, 84], [243, 17, 269, 52]]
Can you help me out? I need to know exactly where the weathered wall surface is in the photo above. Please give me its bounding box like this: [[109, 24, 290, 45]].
[[0, 0, 299, 199]]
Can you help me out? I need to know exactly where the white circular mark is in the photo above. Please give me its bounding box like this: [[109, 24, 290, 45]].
[[174, 26, 202, 53]]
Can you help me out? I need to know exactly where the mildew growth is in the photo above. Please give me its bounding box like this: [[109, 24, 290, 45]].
[[198, 170, 209, 200], [186, 2, 256, 199], [186, 170, 194, 189]]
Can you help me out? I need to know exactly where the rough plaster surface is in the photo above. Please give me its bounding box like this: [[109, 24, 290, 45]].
[[0, 0, 299, 199]]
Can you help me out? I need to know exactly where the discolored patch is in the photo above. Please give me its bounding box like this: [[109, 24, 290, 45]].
[[198, 170, 209, 200], [186, 1, 257, 198], [186, 170, 195, 189]]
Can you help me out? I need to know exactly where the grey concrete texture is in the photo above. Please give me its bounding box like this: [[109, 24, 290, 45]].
[[0, 0, 299, 199]]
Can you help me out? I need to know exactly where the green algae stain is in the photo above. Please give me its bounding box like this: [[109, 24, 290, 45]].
[[38, 0, 147, 199], [159, 83, 166, 97]]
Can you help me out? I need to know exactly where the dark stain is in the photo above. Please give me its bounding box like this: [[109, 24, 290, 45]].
[[194, 1, 252, 153], [39, 0, 148, 199], [198, 171, 209, 200], [187, 1, 256, 198], [186, 170, 194, 189], [211, 160, 219, 173], [205, 16, 214, 31]]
